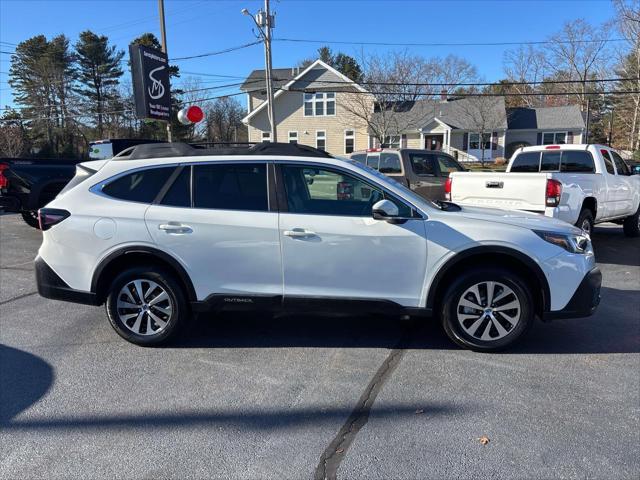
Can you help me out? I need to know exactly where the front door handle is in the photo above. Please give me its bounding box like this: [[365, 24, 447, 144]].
[[284, 228, 316, 238], [159, 222, 193, 234]]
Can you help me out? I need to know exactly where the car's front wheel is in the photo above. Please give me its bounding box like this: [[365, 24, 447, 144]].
[[105, 266, 188, 346], [440, 268, 534, 352]]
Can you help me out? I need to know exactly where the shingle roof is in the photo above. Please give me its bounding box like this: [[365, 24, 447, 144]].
[[240, 68, 300, 92], [507, 105, 585, 130], [372, 97, 508, 132]]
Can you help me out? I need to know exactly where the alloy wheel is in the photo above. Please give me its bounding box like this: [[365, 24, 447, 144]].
[[581, 218, 592, 235], [456, 281, 521, 341], [116, 279, 173, 336]]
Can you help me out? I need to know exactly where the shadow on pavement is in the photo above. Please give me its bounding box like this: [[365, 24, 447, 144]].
[[0, 344, 54, 425], [2, 403, 455, 431], [592, 226, 640, 267], [173, 284, 639, 355]]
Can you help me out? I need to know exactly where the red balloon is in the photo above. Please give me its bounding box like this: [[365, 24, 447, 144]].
[[186, 105, 204, 123]]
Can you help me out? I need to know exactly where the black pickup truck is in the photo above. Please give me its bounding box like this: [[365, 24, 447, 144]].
[[0, 158, 79, 228]]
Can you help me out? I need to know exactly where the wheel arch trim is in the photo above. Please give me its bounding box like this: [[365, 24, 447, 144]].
[[425, 246, 551, 314], [91, 246, 197, 302]]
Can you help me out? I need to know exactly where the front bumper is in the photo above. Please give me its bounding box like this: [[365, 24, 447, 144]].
[[543, 267, 602, 320], [35, 256, 100, 306]]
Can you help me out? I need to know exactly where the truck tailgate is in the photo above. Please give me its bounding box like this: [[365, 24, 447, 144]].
[[449, 172, 549, 211]]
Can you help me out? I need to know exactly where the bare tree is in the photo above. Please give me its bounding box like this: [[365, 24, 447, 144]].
[[338, 51, 479, 145], [503, 45, 548, 107], [205, 96, 246, 143], [454, 96, 507, 166], [545, 19, 611, 110], [0, 124, 27, 157]]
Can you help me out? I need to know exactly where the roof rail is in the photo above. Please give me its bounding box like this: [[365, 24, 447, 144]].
[[123, 142, 333, 160]]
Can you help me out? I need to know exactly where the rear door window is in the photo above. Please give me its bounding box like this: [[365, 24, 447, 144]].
[[510, 152, 541, 172], [102, 167, 176, 203], [378, 152, 402, 174], [159, 167, 191, 207], [600, 150, 615, 174], [408, 153, 436, 176], [193, 163, 268, 211], [560, 151, 595, 173]]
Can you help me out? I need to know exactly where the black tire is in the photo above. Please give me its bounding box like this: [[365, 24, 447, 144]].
[[623, 206, 640, 237], [575, 209, 594, 236], [21, 210, 41, 229], [105, 266, 188, 346], [440, 268, 534, 352]]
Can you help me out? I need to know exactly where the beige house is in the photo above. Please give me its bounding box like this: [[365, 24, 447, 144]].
[[241, 60, 586, 161], [241, 60, 373, 156]]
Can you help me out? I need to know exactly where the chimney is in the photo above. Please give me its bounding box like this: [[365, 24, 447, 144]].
[[440, 89, 448, 101]]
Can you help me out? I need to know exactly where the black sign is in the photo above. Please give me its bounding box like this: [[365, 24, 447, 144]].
[[129, 44, 171, 122]]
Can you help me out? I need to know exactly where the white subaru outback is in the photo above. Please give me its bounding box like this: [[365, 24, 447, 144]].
[[35, 142, 602, 352]]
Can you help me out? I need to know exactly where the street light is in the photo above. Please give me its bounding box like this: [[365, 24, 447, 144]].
[[242, 1, 277, 142]]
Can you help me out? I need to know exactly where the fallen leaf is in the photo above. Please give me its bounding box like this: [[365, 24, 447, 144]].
[[415, 409, 425, 414], [478, 435, 490, 446], [336, 448, 344, 454]]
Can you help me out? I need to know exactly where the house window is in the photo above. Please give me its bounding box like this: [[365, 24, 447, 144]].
[[304, 92, 336, 117], [344, 130, 355, 154], [542, 132, 567, 145], [469, 132, 491, 150], [383, 135, 401, 148], [316, 130, 326, 151], [261, 131, 271, 142], [288, 131, 298, 144]]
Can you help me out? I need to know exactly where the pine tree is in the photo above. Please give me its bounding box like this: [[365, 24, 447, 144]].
[[75, 31, 124, 138]]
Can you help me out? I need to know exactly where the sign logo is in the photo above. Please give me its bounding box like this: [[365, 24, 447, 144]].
[[148, 66, 166, 100]]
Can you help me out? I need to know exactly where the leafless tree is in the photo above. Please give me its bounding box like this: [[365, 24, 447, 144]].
[[0, 124, 27, 157], [205, 96, 247, 143], [503, 45, 548, 107], [454, 96, 506, 166]]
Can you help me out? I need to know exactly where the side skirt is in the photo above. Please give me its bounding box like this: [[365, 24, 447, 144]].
[[191, 294, 432, 317]]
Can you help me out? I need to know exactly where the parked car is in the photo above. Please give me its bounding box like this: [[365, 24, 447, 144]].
[[0, 158, 79, 228], [35, 142, 601, 352], [448, 144, 640, 237], [349, 148, 466, 201]]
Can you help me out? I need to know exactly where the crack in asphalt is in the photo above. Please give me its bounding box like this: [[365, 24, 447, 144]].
[[314, 321, 417, 480], [0, 291, 38, 306]]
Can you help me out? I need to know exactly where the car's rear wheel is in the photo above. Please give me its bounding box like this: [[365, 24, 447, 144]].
[[441, 268, 534, 352], [21, 210, 40, 229], [622, 206, 640, 238], [105, 266, 188, 346]]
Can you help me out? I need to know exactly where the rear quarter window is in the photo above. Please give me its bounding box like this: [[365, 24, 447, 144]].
[[510, 152, 541, 172], [378, 152, 402, 174], [102, 167, 175, 203]]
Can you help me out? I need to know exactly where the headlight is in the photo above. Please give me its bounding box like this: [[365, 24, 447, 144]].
[[534, 230, 592, 254]]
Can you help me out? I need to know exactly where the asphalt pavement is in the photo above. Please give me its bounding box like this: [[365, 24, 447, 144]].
[[0, 213, 638, 479]]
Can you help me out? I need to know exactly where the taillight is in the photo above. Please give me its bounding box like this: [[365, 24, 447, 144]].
[[0, 163, 8, 189], [337, 181, 353, 200], [38, 208, 70, 231], [444, 177, 452, 201], [545, 179, 562, 207]]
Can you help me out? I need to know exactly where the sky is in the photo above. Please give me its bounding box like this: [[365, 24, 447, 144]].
[[0, 0, 619, 110]]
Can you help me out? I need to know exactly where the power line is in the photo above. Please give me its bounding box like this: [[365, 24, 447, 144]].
[[172, 41, 262, 61], [274, 36, 627, 48]]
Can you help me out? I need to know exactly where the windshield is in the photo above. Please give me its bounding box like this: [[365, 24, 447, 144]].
[[346, 159, 440, 211]]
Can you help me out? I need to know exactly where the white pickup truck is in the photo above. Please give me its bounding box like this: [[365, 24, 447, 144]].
[[448, 144, 640, 237]]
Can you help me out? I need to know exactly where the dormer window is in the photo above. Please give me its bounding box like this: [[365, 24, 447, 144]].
[[304, 92, 336, 117]]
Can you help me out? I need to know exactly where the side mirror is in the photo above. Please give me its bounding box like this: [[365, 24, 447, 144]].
[[372, 199, 399, 221]]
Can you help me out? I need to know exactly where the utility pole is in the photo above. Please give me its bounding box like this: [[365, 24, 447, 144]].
[[263, 0, 277, 142], [158, 0, 172, 142], [242, 2, 277, 142]]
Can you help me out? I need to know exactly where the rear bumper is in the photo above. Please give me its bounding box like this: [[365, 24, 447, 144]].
[[35, 256, 100, 306], [543, 267, 602, 320]]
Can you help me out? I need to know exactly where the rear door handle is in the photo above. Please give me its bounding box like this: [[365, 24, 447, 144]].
[[159, 222, 193, 234], [284, 228, 316, 238]]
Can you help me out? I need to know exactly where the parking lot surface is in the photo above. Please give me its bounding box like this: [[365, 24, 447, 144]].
[[1, 213, 638, 479]]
